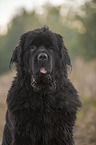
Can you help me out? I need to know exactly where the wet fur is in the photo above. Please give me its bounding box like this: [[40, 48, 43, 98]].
[[2, 26, 81, 145]]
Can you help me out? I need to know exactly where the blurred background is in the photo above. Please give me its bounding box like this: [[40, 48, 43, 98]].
[[0, 0, 96, 144]]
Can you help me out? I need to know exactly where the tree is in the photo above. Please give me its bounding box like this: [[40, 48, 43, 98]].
[[77, 0, 96, 60]]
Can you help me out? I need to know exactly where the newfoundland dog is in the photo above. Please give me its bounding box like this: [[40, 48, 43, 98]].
[[2, 26, 81, 145]]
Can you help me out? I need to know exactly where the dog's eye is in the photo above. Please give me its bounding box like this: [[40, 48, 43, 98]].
[[30, 45, 37, 51], [48, 47, 53, 51]]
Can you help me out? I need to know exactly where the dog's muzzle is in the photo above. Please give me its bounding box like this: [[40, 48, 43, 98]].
[[37, 52, 48, 74]]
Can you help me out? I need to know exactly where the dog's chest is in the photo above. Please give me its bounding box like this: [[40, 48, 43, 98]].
[[23, 95, 58, 142], [28, 94, 57, 124]]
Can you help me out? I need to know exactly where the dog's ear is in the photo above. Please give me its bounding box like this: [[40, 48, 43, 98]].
[[10, 45, 20, 64], [9, 32, 28, 68], [55, 33, 72, 72], [9, 42, 22, 70]]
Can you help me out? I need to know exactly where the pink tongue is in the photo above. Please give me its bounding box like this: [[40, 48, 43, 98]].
[[40, 68, 47, 74]]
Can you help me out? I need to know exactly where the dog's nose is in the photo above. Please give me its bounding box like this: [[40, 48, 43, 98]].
[[38, 53, 48, 61]]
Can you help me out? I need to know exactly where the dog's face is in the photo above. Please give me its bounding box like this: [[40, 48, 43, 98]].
[[10, 26, 71, 92], [29, 45, 53, 82]]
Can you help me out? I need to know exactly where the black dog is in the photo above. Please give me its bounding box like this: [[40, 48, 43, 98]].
[[2, 26, 81, 145]]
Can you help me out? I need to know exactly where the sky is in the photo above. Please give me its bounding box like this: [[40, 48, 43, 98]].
[[0, 0, 64, 26], [0, 0, 85, 26], [0, 0, 84, 34]]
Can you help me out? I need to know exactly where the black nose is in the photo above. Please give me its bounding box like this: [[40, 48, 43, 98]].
[[38, 53, 48, 61]]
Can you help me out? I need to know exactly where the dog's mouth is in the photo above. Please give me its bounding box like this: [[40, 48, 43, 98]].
[[40, 67, 47, 74], [31, 72, 52, 85], [31, 70, 56, 92], [32, 66, 52, 82]]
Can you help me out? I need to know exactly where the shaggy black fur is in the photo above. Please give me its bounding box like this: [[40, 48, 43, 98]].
[[2, 26, 81, 145]]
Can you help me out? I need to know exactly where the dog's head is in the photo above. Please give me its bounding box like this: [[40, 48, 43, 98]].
[[10, 26, 71, 92]]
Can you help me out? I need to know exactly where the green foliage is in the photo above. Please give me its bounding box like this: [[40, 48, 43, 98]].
[[76, 0, 96, 60], [0, 1, 96, 74]]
